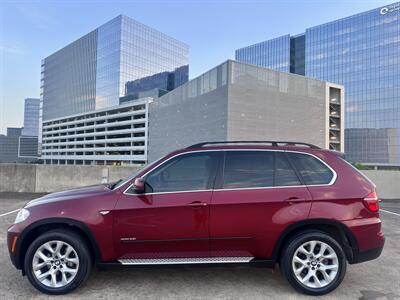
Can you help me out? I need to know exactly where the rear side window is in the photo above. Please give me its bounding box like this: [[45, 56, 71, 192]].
[[288, 152, 334, 185], [222, 151, 302, 189], [275, 152, 301, 186], [223, 151, 274, 188]]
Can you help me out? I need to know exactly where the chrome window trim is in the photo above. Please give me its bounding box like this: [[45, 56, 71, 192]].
[[126, 189, 214, 196], [285, 150, 337, 186], [123, 149, 337, 196]]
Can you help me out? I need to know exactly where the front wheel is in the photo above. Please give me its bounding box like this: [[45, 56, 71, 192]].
[[280, 231, 347, 295], [24, 229, 92, 295]]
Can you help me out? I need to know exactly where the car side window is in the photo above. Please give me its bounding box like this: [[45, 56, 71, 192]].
[[222, 151, 274, 189], [275, 152, 301, 186], [288, 152, 334, 185], [144, 152, 218, 193]]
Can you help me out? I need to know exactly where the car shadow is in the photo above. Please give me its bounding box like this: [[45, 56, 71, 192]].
[[78, 264, 295, 298]]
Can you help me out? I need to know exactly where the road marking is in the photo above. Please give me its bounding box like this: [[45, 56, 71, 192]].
[[0, 209, 20, 217], [381, 209, 400, 217]]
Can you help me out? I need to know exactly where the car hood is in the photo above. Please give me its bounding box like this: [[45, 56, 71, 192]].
[[25, 185, 111, 208]]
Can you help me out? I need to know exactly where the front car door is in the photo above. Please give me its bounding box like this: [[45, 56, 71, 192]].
[[114, 151, 220, 260], [210, 150, 312, 259]]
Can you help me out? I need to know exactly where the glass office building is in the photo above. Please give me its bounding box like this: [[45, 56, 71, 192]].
[[41, 15, 189, 121], [21, 98, 40, 137], [235, 35, 291, 73], [235, 2, 400, 165]]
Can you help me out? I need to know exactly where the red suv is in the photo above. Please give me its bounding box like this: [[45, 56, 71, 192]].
[[7, 141, 384, 295]]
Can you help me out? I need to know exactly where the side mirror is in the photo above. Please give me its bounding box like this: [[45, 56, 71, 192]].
[[133, 177, 145, 194]]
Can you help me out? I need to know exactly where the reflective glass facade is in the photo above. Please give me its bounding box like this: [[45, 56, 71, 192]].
[[95, 16, 122, 109], [41, 31, 97, 121], [22, 98, 40, 136], [306, 3, 400, 164], [95, 15, 189, 109], [290, 35, 305, 75], [42, 15, 189, 120], [119, 16, 189, 101], [235, 2, 400, 165], [235, 35, 291, 72]]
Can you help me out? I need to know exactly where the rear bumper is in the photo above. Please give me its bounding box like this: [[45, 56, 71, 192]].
[[343, 216, 385, 263], [350, 245, 384, 264]]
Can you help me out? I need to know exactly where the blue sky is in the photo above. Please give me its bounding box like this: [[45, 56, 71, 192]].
[[0, 0, 390, 134]]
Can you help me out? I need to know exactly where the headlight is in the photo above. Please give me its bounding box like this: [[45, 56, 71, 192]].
[[14, 208, 30, 224]]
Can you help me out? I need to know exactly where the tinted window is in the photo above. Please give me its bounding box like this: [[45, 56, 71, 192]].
[[288, 153, 334, 185], [223, 151, 274, 188], [275, 153, 301, 186], [145, 153, 218, 193]]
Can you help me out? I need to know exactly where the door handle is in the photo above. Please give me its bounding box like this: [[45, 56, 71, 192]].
[[285, 197, 305, 203], [187, 201, 208, 207]]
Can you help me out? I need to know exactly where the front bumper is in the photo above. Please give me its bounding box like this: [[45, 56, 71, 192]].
[[7, 225, 23, 270]]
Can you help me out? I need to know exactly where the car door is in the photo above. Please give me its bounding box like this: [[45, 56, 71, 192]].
[[114, 151, 220, 259], [210, 150, 312, 259]]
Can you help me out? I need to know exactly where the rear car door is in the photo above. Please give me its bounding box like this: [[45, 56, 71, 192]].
[[287, 152, 339, 218], [210, 150, 312, 258], [114, 151, 220, 259]]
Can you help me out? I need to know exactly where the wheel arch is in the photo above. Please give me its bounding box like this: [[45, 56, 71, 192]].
[[15, 218, 102, 272], [272, 219, 358, 263]]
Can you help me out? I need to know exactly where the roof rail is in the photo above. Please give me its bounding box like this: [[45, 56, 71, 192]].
[[187, 141, 320, 149]]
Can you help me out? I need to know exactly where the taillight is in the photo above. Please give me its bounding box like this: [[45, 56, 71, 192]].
[[363, 191, 380, 213]]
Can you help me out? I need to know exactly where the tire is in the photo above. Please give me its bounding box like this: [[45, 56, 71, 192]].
[[24, 229, 92, 295], [280, 230, 347, 295]]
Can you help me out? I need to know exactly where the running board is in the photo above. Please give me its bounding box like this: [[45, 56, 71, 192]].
[[118, 256, 254, 265]]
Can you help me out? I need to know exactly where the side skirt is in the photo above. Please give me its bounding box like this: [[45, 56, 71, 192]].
[[96, 257, 275, 269], [119, 256, 254, 265]]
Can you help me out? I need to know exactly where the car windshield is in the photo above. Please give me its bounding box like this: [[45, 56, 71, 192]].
[[111, 159, 160, 190]]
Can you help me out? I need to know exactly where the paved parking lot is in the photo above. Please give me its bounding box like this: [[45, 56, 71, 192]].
[[0, 193, 399, 300]]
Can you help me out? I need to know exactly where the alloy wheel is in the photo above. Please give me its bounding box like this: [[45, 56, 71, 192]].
[[32, 240, 80, 288], [292, 240, 339, 289]]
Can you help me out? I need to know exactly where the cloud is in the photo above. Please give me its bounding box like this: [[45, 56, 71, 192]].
[[0, 45, 25, 55]]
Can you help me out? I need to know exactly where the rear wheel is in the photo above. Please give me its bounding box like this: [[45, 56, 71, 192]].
[[280, 231, 347, 295], [24, 229, 92, 295]]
